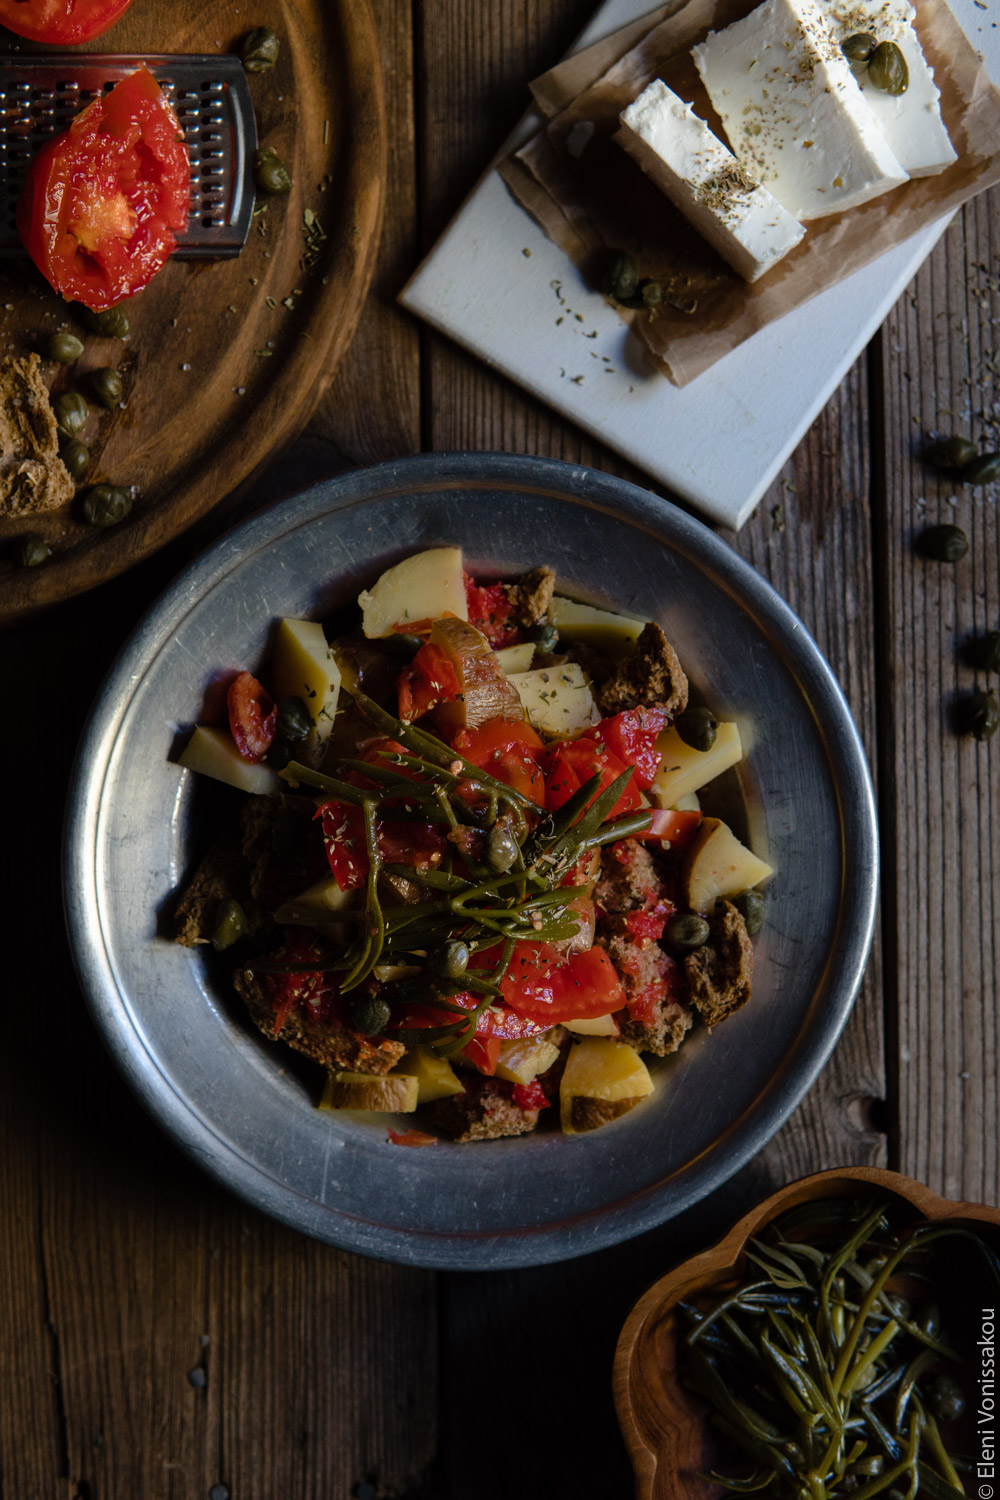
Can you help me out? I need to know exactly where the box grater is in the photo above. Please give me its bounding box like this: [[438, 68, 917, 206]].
[[0, 53, 257, 257]]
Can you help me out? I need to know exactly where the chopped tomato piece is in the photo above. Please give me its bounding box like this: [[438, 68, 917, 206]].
[[498, 941, 626, 1024], [511, 1080, 550, 1112], [542, 738, 641, 821], [0, 0, 136, 44], [397, 642, 460, 722], [262, 934, 338, 1035], [17, 66, 190, 310], [227, 670, 277, 763], [592, 706, 669, 790], [640, 808, 702, 849], [625, 892, 675, 942], [461, 1033, 502, 1075], [317, 802, 444, 890], [464, 572, 519, 648], [453, 717, 546, 803], [387, 1127, 437, 1147]]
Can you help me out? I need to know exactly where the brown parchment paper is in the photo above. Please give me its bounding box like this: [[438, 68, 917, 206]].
[[499, 0, 1000, 385]]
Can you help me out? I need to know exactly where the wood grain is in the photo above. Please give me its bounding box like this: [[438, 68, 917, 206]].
[[0, 0, 386, 623]]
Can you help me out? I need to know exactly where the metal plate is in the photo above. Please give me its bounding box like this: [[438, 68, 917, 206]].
[[63, 454, 879, 1271], [0, 54, 256, 257]]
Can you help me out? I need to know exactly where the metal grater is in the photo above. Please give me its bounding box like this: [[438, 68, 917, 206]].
[[0, 53, 257, 258]]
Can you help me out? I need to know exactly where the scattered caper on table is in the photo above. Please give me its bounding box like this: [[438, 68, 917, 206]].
[[81, 484, 133, 528], [58, 436, 90, 480], [241, 25, 280, 72], [967, 629, 1000, 674], [917, 523, 968, 562], [961, 451, 1000, 486], [90, 367, 123, 410], [79, 304, 130, 338], [675, 706, 718, 752], [46, 331, 84, 364], [53, 390, 88, 437], [925, 434, 978, 470], [253, 146, 293, 195], [958, 689, 999, 741], [14, 534, 51, 568], [601, 250, 639, 303]]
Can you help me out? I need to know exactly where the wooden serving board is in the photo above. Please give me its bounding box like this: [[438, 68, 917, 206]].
[[0, 0, 385, 624]]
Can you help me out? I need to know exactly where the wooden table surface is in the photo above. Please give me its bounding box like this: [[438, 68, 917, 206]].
[[3, 2, 998, 1496]]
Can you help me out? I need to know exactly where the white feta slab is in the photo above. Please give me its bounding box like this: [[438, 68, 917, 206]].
[[617, 79, 805, 281], [693, 0, 910, 219], [818, 0, 957, 176]]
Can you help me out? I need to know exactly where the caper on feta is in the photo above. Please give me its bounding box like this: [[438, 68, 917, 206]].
[[867, 41, 908, 94], [276, 695, 313, 743], [841, 31, 877, 62]]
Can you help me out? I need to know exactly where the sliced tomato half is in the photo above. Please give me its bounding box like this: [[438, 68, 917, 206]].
[[0, 0, 135, 44], [452, 717, 546, 803]]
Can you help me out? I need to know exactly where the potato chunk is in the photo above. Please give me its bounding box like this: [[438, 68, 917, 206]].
[[404, 1047, 465, 1104], [358, 547, 468, 637], [494, 1033, 562, 1085], [559, 1038, 653, 1134], [550, 597, 647, 658], [649, 721, 743, 807], [178, 725, 281, 794], [681, 817, 774, 913], [509, 663, 599, 737], [320, 1072, 419, 1113], [271, 618, 341, 749]]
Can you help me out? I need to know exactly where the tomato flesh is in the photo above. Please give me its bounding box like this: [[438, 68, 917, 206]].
[[542, 737, 641, 821], [317, 801, 445, 891], [0, 0, 135, 43], [16, 65, 189, 310], [397, 642, 460, 722], [592, 706, 669, 790], [463, 572, 519, 648], [228, 671, 277, 763], [452, 717, 546, 803], [498, 941, 625, 1024]]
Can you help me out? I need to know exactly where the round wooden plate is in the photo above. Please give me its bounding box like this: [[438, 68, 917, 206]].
[[613, 1167, 1000, 1500], [0, 0, 385, 623]]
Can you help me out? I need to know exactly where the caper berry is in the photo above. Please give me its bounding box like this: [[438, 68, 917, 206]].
[[961, 451, 1000, 486], [665, 912, 711, 953], [58, 436, 90, 480], [967, 629, 1000, 674], [381, 633, 424, 663], [530, 621, 559, 654], [675, 706, 718, 753], [432, 939, 470, 981], [917, 523, 968, 562], [46, 331, 84, 364], [53, 390, 88, 437], [14, 533, 51, 568], [90, 366, 123, 410], [242, 24, 280, 72], [81, 483, 133, 528], [351, 996, 392, 1036], [734, 888, 766, 935], [959, 689, 999, 741], [211, 898, 249, 951], [253, 146, 293, 196], [867, 40, 908, 94], [925, 434, 978, 470], [637, 278, 663, 308], [79, 304, 130, 338], [276, 695, 313, 743], [927, 1373, 966, 1422], [841, 31, 877, 62], [487, 824, 519, 873], [601, 250, 639, 303]]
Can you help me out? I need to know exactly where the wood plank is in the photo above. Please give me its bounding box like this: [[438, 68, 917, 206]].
[[880, 193, 1000, 1207]]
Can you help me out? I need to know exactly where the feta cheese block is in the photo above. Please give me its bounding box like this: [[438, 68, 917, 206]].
[[818, 0, 956, 177], [693, 0, 910, 220], [617, 80, 805, 282]]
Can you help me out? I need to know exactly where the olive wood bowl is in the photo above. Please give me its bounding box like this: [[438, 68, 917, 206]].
[[613, 1166, 1000, 1500]]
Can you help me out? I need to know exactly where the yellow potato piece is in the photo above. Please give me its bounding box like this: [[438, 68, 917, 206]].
[[682, 817, 774, 914], [563, 1013, 620, 1037], [509, 663, 599, 737], [650, 721, 743, 807], [559, 1038, 653, 1135], [494, 1034, 562, 1086], [320, 1072, 419, 1113], [358, 547, 468, 637], [271, 618, 341, 746], [403, 1047, 466, 1104], [178, 725, 281, 795], [551, 596, 647, 658]]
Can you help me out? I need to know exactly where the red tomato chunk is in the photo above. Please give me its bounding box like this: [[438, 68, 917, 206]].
[[228, 671, 277, 763], [397, 643, 460, 722], [17, 65, 189, 310], [0, 0, 136, 43], [453, 718, 546, 803]]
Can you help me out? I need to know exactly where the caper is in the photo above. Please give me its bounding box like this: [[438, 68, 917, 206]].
[[665, 912, 711, 952], [529, 621, 559, 654], [90, 366, 123, 410], [79, 304, 130, 338], [927, 1373, 966, 1422], [961, 451, 1000, 486], [53, 390, 88, 436], [14, 533, 51, 568], [276, 695, 313, 743], [917, 523, 968, 562], [959, 689, 999, 740], [46, 331, 84, 364], [841, 31, 877, 62], [211, 898, 249, 951], [253, 146, 293, 196], [431, 939, 470, 981], [81, 483, 133, 528], [918, 1300, 942, 1338], [350, 995, 392, 1037], [734, 888, 766, 935], [241, 24, 280, 72], [381, 632, 424, 662], [852, 1454, 883, 1475], [58, 435, 90, 480], [967, 629, 1000, 674], [637, 278, 663, 308], [925, 434, 978, 470], [675, 706, 718, 753], [487, 824, 519, 873], [601, 250, 639, 303], [867, 40, 908, 93]]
